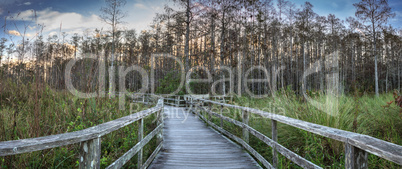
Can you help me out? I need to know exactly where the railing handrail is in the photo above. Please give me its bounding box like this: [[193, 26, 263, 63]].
[[0, 98, 164, 169], [190, 98, 402, 168]]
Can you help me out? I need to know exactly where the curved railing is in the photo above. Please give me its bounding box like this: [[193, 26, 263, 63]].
[[0, 97, 164, 169], [188, 98, 402, 169], [2, 95, 401, 169]]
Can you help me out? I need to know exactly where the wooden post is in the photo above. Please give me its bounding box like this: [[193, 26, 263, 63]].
[[137, 118, 144, 169], [345, 143, 368, 169], [185, 96, 188, 110], [242, 110, 249, 143], [220, 105, 224, 127], [272, 120, 278, 168], [79, 138, 101, 169], [157, 109, 163, 144], [207, 103, 212, 122]]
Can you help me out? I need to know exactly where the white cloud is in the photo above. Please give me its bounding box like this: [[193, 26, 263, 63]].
[[134, 3, 147, 9], [125, 1, 169, 32], [24, 2, 31, 5], [5, 0, 176, 39], [9, 8, 107, 36], [7, 30, 21, 36]]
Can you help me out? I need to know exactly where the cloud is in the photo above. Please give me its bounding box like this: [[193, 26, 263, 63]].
[[0, 8, 3, 15], [7, 30, 21, 36], [5, 0, 176, 38], [9, 8, 107, 36], [24, 2, 31, 5], [134, 3, 147, 9]]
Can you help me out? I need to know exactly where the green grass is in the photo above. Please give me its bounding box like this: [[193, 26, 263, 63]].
[[1, 80, 401, 168], [206, 91, 402, 168], [0, 81, 159, 169]]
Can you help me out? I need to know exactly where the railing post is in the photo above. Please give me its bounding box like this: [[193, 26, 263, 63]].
[[220, 105, 224, 127], [185, 96, 188, 110], [345, 143, 368, 169], [207, 102, 212, 122], [242, 110, 249, 143], [272, 120, 278, 168], [157, 105, 164, 145], [137, 118, 144, 169], [79, 138, 101, 169]]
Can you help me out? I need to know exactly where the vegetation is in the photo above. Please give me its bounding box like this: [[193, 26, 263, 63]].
[[0, 81, 159, 169], [205, 90, 402, 168], [0, 0, 401, 168], [1, 0, 401, 96]]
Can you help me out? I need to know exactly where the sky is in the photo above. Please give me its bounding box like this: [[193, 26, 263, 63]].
[[0, 0, 401, 42], [0, 0, 175, 41]]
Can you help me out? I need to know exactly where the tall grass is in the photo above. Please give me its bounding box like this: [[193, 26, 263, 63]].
[[0, 81, 158, 168], [219, 91, 402, 168]]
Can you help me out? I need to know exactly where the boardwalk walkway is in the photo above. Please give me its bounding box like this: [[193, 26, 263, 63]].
[[149, 106, 261, 169]]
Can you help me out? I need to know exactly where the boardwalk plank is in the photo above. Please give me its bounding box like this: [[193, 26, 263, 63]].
[[148, 106, 261, 169]]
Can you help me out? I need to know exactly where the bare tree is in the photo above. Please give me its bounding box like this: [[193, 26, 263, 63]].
[[353, 0, 395, 96], [100, 0, 127, 97], [0, 38, 7, 66]]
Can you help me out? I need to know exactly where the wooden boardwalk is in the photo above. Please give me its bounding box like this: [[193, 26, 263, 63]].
[[149, 106, 261, 169], [2, 97, 401, 169]]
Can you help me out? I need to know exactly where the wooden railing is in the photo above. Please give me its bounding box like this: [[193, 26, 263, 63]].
[[210, 95, 233, 103], [132, 93, 161, 105], [0, 97, 164, 169], [188, 98, 402, 169], [164, 95, 186, 107]]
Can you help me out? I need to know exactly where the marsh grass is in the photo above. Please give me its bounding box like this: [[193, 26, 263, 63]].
[[0, 81, 158, 169], [206, 91, 401, 168]]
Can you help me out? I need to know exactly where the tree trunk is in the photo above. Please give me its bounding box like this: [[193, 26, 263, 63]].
[[373, 22, 379, 97], [210, 14, 215, 95], [185, 0, 190, 72]]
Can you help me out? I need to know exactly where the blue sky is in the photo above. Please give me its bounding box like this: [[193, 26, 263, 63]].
[[0, 0, 401, 41], [0, 0, 174, 40]]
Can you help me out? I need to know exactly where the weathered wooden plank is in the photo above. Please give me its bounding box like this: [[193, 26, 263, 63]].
[[208, 102, 212, 122], [194, 99, 402, 166], [138, 119, 144, 169], [345, 143, 368, 169], [141, 142, 163, 169], [157, 110, 164, 145], [149, 106, 261, 169], [79, 137, 101, 169], [220, 105, 224, 127], [195, 110, 274, 169], [195, 104, 322, 169], [242, 110, 249, 143], [0, 105, 163, 156], [106, 124, 163, 169], [272, 120, 278, 168]]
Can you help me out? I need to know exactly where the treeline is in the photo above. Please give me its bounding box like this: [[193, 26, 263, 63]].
[[1, 0, 401, 96]]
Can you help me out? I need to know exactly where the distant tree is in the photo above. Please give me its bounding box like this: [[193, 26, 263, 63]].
[[353, 0, 395, 96], [100, 0, 127, 97], [296, 2, 316, 92], [172, 0, 193, 72], [0, 38, 7, 66], [71, 33, 80, 58]]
